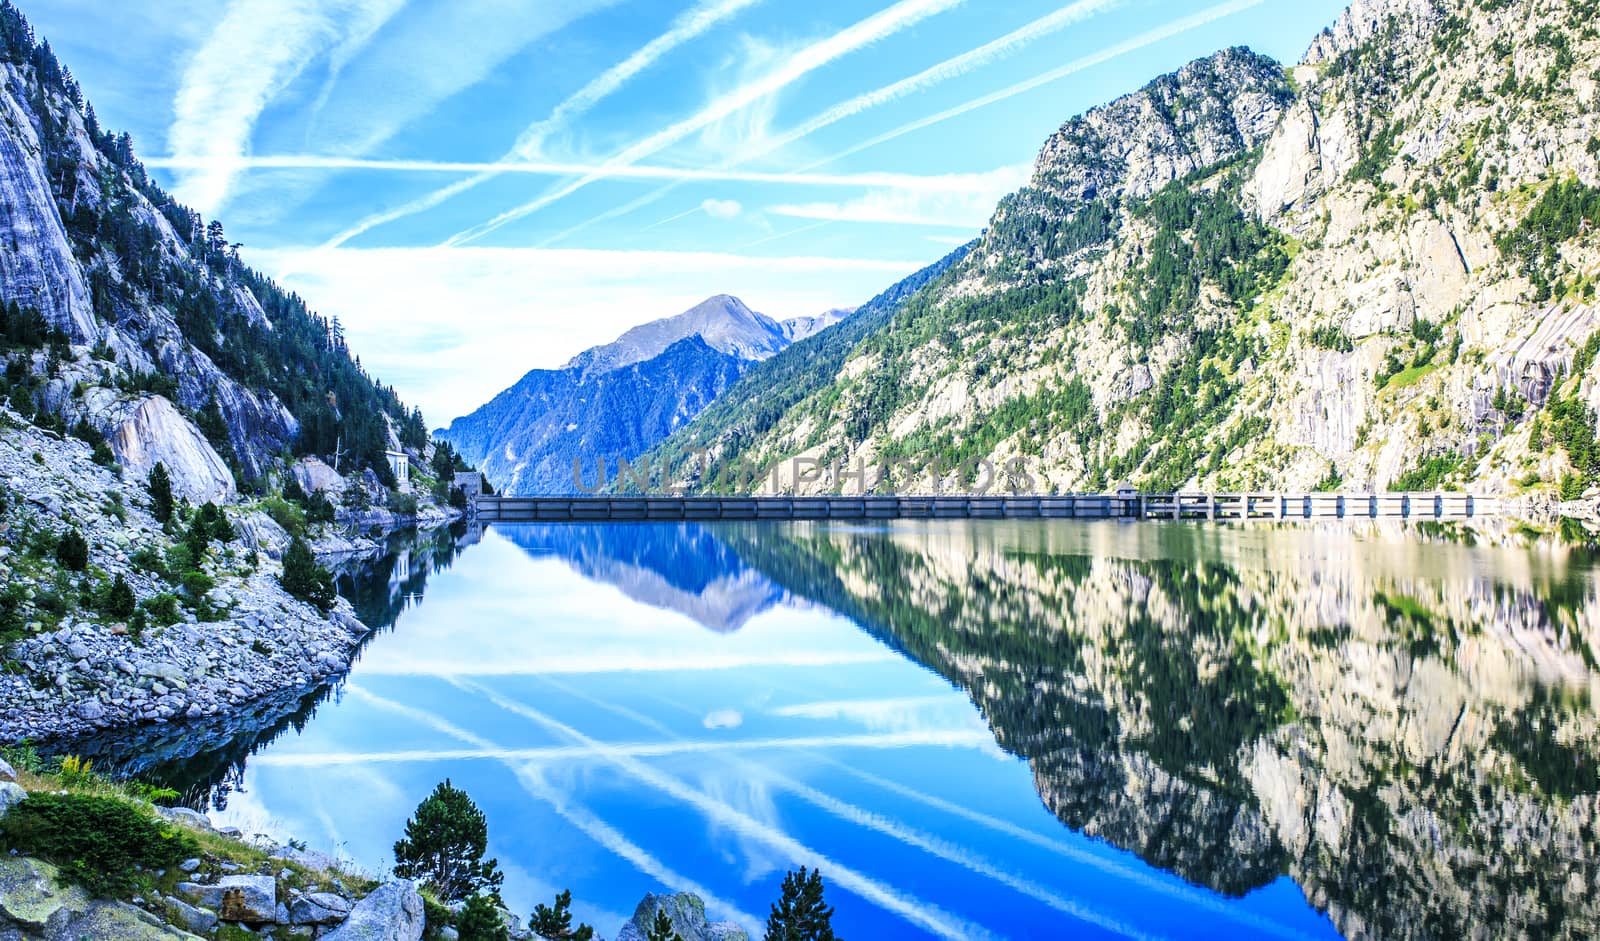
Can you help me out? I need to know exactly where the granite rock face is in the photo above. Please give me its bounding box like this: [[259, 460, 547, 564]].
[[614, 892, 750, 941]]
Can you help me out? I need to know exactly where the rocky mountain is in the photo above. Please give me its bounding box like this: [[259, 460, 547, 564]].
[[440, 295, 854, 494], [646, 0, 1600, 508], [0, 0, 428, 500]]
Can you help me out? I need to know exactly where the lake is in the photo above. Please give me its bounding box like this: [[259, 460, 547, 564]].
[[79, 520, 1600, 940]]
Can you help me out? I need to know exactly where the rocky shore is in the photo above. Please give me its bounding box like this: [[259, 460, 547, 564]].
[[0, 410, 448, 745]]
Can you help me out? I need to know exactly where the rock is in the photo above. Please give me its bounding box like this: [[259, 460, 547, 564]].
[[0, 856, 88, 931], [615, 893, 749, 941], [73, 699, 105, 721], [0, 783, 25, 819], [0, 757, 15, 782], [292, 456, 347, 496], [288, 891, 353, 925], [164, 895, 220, 934], [179, 858, 202, 873], [160, 806, 214, 831], [216, 873, 277, 924], [320, 880, 425, 941], [102, 395, 236, 503]]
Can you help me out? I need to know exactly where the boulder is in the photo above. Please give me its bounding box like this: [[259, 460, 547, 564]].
[[288, 890, 354, 925], [159, 806, 214, 831], [0, 757, 14, 782], [164, 895, 220, 935], [178, 874, 275, 924], [0, 856, 87, 931], [615, 893, 749, 941], [320, 880, 424, 941], [100, 395, 235, 503], [292, 456, 347, 496], [0, 782, 25, 820]]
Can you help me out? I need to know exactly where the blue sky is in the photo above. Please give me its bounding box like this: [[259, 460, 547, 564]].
[[31, 0, 1349, 421]]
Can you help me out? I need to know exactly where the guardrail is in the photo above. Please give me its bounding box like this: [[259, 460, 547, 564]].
[[473, 492, 1496, 523]]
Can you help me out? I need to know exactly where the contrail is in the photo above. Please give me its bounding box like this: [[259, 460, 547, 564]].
[[800, 0, 1269, 170], [311, 0, 765, 248], [536, 0, 1122, 247], [142, 154, 1016, 192], [444, 0, 970, 247]]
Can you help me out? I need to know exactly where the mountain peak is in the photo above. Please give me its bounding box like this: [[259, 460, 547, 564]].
[[566, 294, 789, 376]]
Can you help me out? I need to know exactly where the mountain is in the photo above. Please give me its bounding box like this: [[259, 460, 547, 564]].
[[0, 1, 427, 499], [649, 1, 1600, 507], [441, 295, 854, 494]]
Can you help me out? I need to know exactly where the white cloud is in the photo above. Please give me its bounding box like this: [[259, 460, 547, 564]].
[[246, 245, 924, 423], [169, 0, 402, 214], [702, 709, 745, 729], [770, 164, 1027, 228], [701, 198, 743, 219], [445, 0, 971, 246], [804, 0, 1269, 169]]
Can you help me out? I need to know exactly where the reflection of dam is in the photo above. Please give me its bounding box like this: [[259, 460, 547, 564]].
[[477, 491, 1499, 522]]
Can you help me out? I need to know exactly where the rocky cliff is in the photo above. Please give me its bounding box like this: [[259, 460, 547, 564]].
[[441, 296, 853, 495], [650, 0, 1600, 508], [0, 4, 426, 493]]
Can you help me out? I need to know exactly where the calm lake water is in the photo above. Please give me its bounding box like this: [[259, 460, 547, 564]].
[[83, 520, 1600, 940]]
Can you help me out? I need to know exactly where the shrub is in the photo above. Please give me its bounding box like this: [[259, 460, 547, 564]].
[[0, 792, 199, 897], [457, 894, 509, 941], [393, 780, 503, 903], [55, 529, 89, 572], [142, 593, 182, 627], [280, 538, 335, 613], [261, 496, 306, 538], [103, 574, 136, 620]]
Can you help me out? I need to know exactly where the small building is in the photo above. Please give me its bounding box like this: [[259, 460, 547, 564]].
[[385, 450, 411, 492], [454, 470, 485, 501]]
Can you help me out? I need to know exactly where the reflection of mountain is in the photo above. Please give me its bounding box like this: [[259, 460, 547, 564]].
[[719, 522, 1600, 941], [499, 524, 786, 632], [62, 523, 474, 808]]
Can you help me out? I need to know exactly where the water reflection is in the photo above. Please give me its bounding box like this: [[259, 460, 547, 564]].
[[81, 520, 1600, 940]]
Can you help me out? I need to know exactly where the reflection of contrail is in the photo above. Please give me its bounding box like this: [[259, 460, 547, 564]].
[[821, 758, 1324, 941], [250, 729, 996, 767], [460, 680, 998, 941], [552, 679, 1165, 940], [344, 685, 759, 927]]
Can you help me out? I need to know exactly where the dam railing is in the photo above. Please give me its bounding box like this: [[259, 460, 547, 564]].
[[474, 492, 1496, 523]]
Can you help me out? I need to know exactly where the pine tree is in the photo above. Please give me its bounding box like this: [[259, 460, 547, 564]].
[[148, 462, 174, 524], [457, 893, 509, 941], [764, 868, 839, 941], [392, 780, 503, 903], [104, 574, 135, 620], [280, 537, 335, 613], [646, 908, 684, 941], [54, 529, 88, 572], [529, 889, 594, 941]]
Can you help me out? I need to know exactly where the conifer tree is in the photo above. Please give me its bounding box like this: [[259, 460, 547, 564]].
[[529, 889, 594, 941], [647, 908, 684, 941], [280, 537, 335, 613], [392, 779, 503, 903], [764, 868, 839, 941], [457, 893, 509, 941], [148, 462, 173, 524]]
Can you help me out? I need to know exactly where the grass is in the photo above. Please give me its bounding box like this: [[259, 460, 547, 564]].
[[1383, 362, 1439, 390]]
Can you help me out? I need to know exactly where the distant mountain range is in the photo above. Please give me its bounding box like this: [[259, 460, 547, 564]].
[[439, 295, 855, 494]]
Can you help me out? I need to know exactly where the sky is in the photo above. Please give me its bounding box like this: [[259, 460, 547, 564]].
[[29, 0, 1351, 422]]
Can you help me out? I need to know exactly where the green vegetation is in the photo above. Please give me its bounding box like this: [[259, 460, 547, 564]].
[[148, 463, 174, 525], [764, 867, 839, 941], [53, 529, 88, 571], [647, 908, 686, 941], [456, 893, 510, 941], [529, 889, 594, 941], [0, 792, 198, 897], [392, 779, 504, 903], [1499, 178, 1600, 301], [280, 537, 336, 612], [1390, 453, 1466, 491]]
